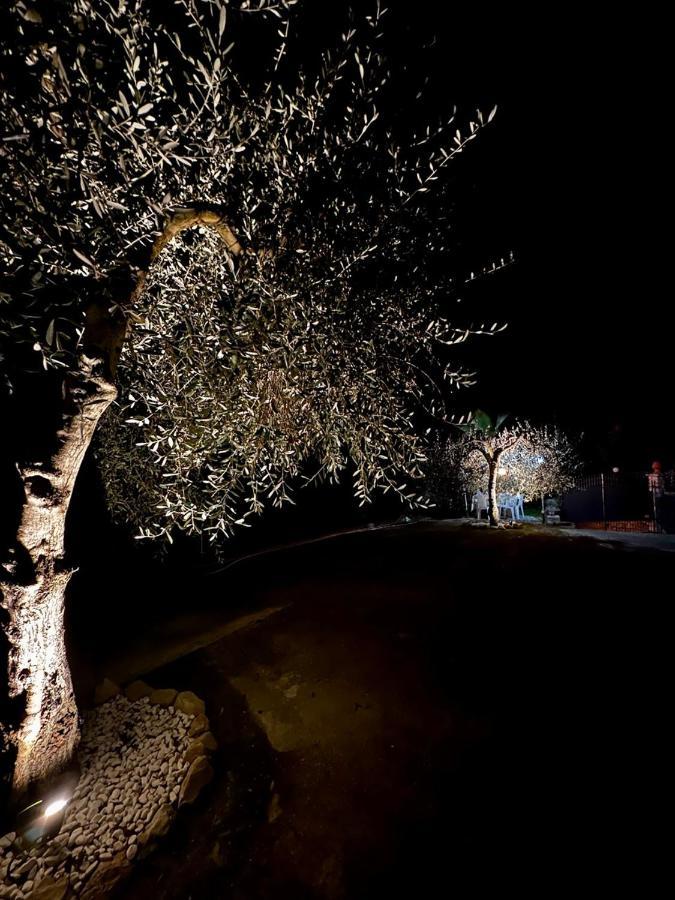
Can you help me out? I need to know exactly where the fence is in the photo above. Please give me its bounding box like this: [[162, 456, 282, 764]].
[[562, 471, 674, 533]]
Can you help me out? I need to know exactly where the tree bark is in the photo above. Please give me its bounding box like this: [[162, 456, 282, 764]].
[[487, 455, 500, 527], [1, 207, 241, 802], [1, 356, 118, 799]]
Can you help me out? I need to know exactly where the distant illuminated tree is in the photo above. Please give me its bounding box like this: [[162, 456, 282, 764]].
[[0, 1, 508, 799], [435, 413, 578, 525], [497, 425, 579, 501], [451, 411, 523, 526]]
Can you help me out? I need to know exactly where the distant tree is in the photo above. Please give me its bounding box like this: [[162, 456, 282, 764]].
[[497, 425, 579, 502], [454, 411, 521, 526], [0, 1, 507, 800], [431, 413, 578, 525]]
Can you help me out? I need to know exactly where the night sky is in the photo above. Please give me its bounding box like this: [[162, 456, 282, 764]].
[[325, 3, 671, 471], [5, 3, 668, 476]]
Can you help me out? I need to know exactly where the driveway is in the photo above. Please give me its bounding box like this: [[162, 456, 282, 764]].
[[90, 522, 668, 899]]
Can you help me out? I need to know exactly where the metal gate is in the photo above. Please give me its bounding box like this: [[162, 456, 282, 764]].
[[562, 471, 663, 533]]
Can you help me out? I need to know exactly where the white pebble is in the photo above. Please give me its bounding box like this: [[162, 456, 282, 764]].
[[13, 691, 196, 896]]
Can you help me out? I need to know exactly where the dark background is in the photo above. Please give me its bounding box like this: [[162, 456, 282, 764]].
[[329, 2, 671, 472]]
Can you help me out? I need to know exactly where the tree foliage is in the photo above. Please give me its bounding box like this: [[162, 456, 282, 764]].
[[428, 413, 579, 508], [1, 0, 508, 544]]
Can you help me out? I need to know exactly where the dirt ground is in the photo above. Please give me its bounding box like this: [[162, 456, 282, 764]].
[[73, 522, 670, 899]]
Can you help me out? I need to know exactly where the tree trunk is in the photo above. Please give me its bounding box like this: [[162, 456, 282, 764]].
[[1, 207, 241, 803], [1, 357, 117, 799], [487, 458, 500, 526]]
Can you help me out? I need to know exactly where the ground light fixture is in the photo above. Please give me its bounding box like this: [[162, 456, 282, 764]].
[[42, 797, 69, 819], [16, 794, 71, 845], [11, 774, 78, 847]]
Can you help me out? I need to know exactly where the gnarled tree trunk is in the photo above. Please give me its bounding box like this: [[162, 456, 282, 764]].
[[1, 356, 118, 799]]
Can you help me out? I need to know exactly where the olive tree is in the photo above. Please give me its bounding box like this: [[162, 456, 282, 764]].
[[0, 0, 503, 800], [430, 413, 578, 524]]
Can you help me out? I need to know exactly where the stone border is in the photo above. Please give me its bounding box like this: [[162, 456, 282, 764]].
[[0, 680, 215, 900]]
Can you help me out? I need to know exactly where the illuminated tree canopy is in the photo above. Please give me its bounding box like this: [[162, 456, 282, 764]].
[[451, 424, 579, 499], [0, 0, 510, 796], [427, 413, 579, 524], [3, 0, 504, 543]]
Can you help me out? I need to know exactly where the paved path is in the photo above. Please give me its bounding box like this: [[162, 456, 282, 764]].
[[554, 525, 675, 551], [447, 516, 675, 551], [101, 522, 666, 899]]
